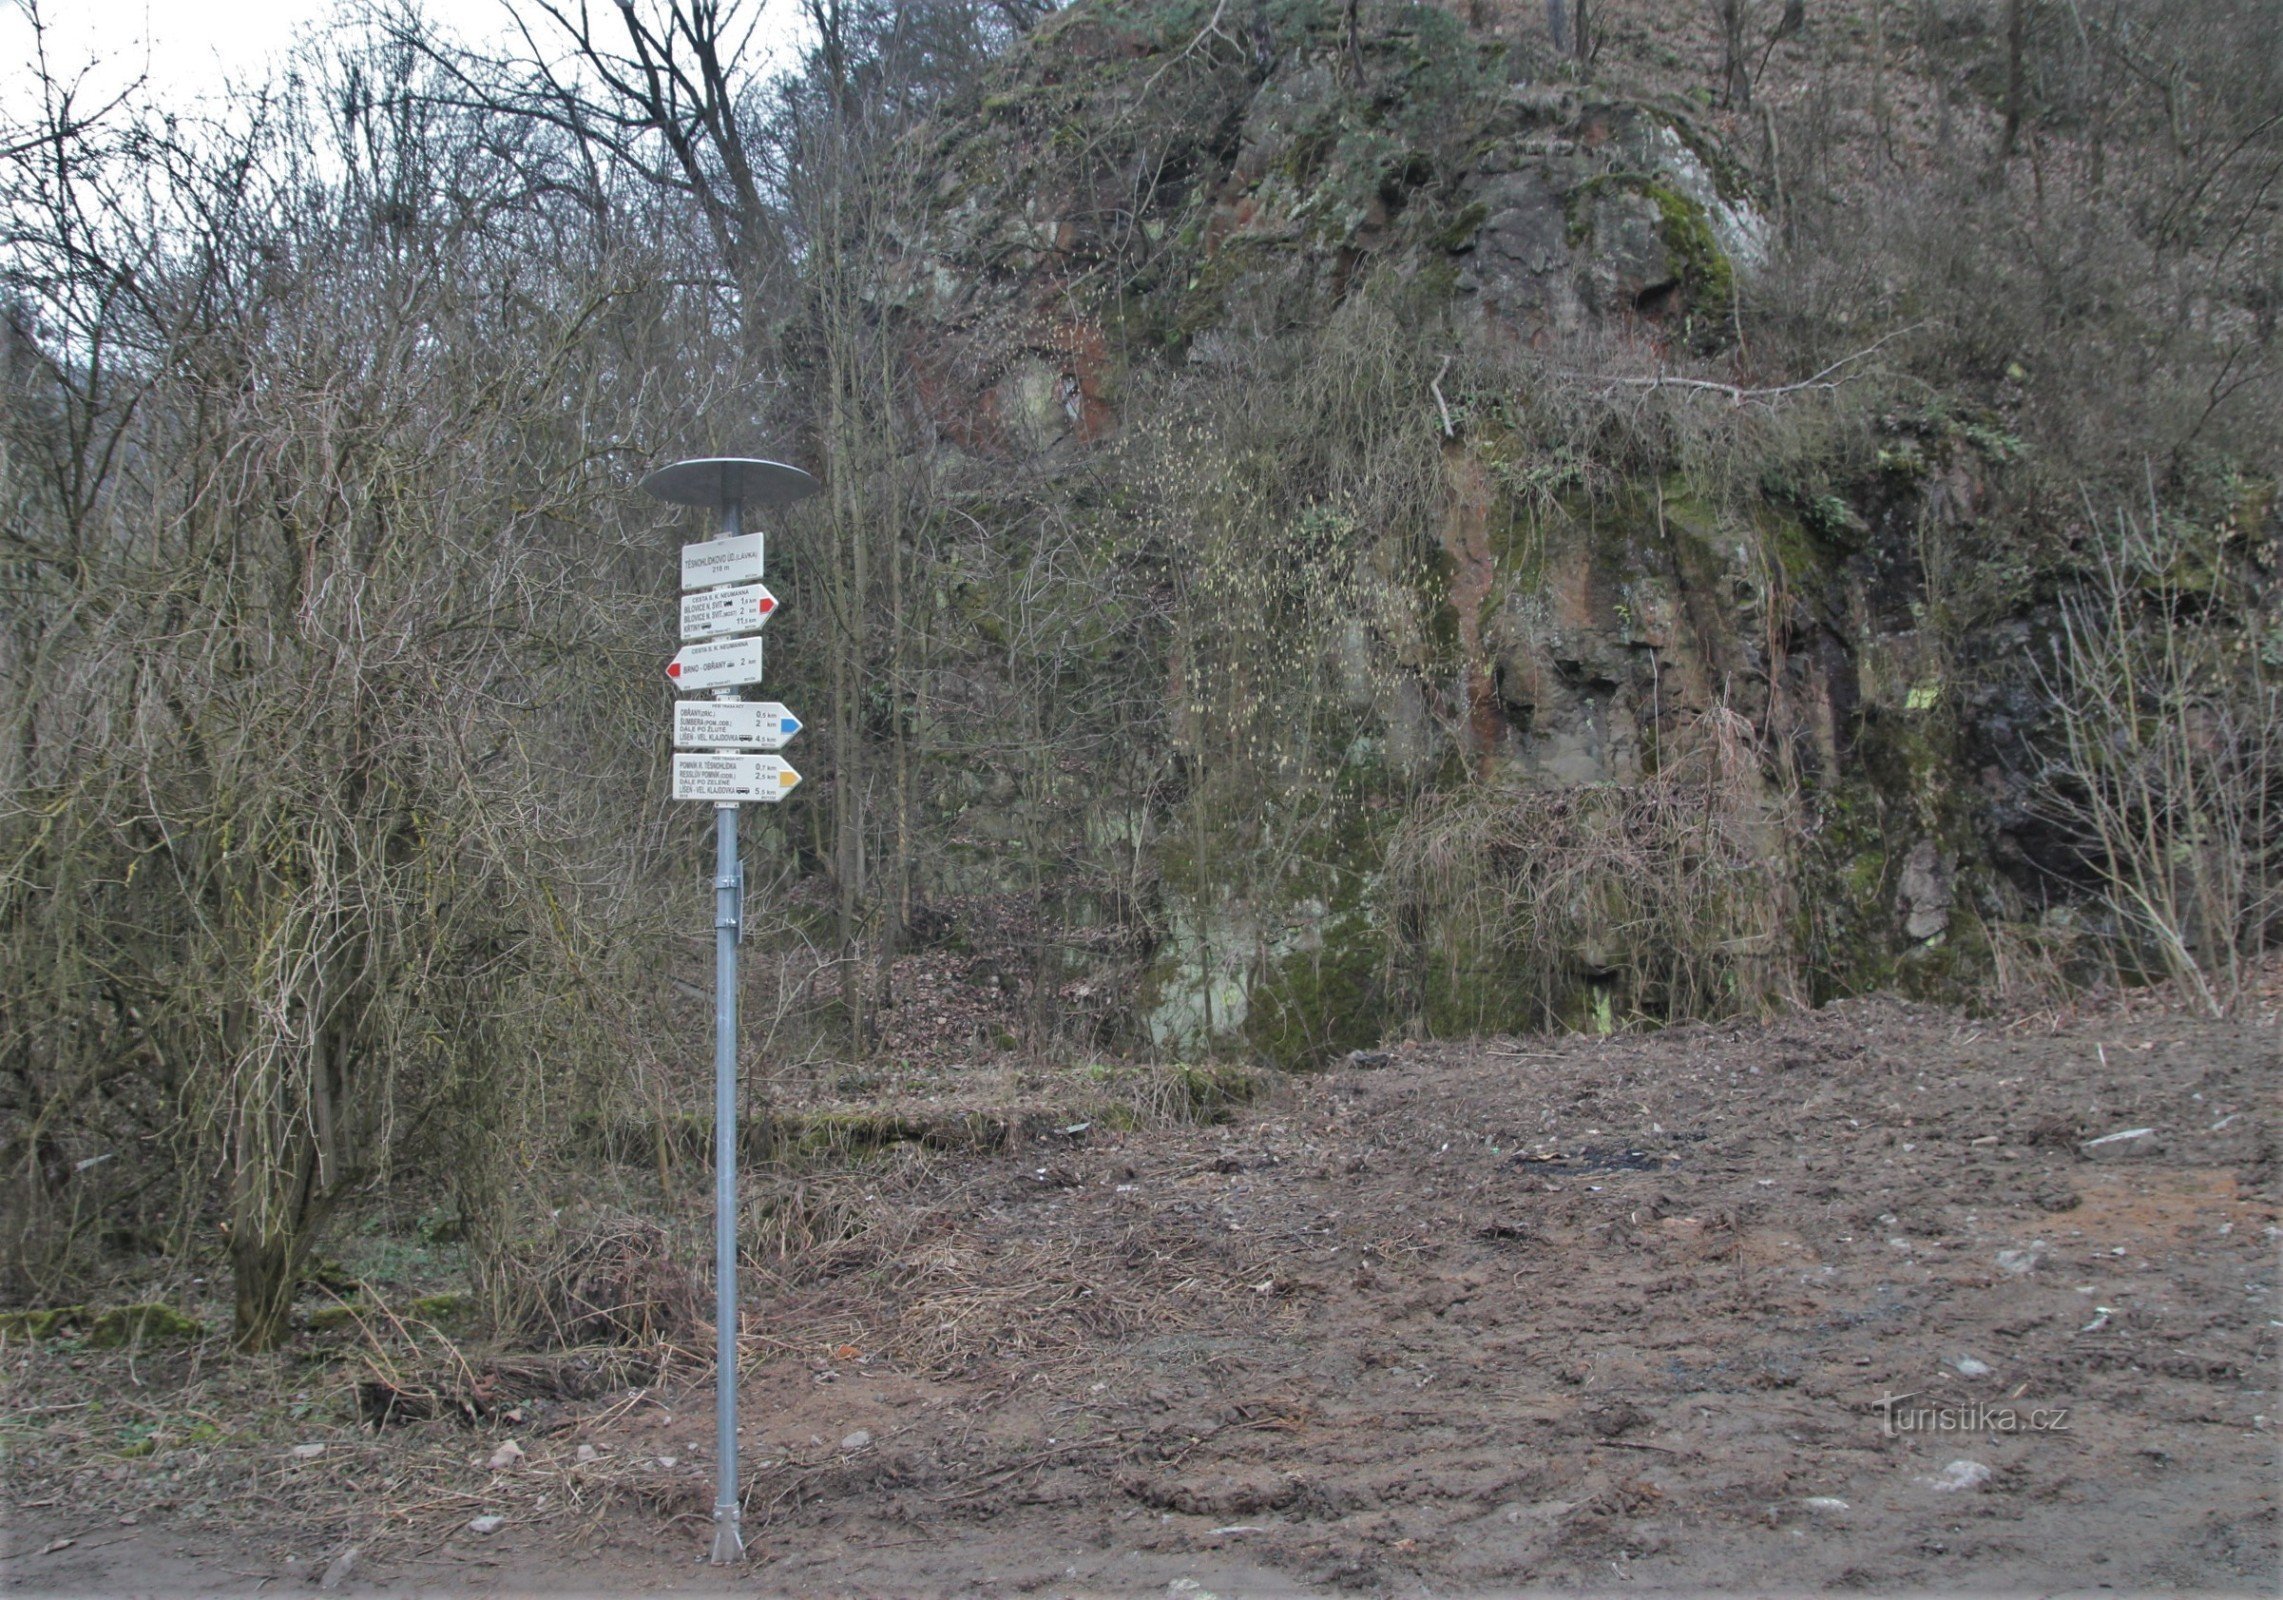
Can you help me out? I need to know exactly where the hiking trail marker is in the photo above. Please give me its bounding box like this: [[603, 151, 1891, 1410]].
[[640, 455, 817, 1567], [666, 635, 767, 690], [680, 581, 779, 641], [671, 753, 802, 802], [674, 700, 802, 751]]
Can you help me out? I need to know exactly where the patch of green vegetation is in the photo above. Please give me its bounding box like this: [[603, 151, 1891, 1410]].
[[786, 1111, 936, 1157], [1801, 787, 1898, 1004], [407, 1293, 473, 1329], [1292, 126, 1414, 245], [1892, 904, 1995, 1005], [1376, 3, 1501, 137], [1246, 905, 1385, 1069], [1645, 179, 1734, 343], [1875, 440, 1928, 478], [1763, 511, 1824, 586], [300, 1254, 359, 1294], [1167, 1061, 1264, 1120], [1420, 946, 1543, 1038], [301, 1287, 474, 1332], [1563, 172, 1735, 345], [305, 1301, 370, 1333], [1662, 115, 1756, 205], [0, 1305, 86, 1340], [1235, 783, 1414, 1069], [1757, 461, 1872, 559], [1802, 493, 1863, 547], [84, 1303, 204, 1348]]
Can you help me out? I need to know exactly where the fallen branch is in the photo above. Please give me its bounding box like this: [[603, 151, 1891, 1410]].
[[1559, 324, 1928, 405]]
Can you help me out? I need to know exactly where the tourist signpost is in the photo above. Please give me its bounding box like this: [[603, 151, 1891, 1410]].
[[641, 456, 817, 1565], [679, 581, 779, 640], [665, 636, 767, 691], [672, 700, 803, 751], [670, 753, 803, 803]]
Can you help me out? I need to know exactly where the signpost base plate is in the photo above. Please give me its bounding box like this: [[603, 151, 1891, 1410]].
[[710, 1508, 746, 1565]]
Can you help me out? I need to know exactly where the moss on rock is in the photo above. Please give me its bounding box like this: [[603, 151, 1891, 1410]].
[[0, 1304, 87, 1340], [84, 1302, 204, 1348]]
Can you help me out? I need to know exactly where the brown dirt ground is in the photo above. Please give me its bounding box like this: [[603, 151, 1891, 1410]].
[[5, 988, 2278, 1598]]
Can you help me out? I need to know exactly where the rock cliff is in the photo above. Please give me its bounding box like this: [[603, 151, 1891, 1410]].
[[833, 0, 2272, 1055]]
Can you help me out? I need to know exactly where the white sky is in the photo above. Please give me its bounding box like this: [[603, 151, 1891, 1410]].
[[2, 0, 809, 118]]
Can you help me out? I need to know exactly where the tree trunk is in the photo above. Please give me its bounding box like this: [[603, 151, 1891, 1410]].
[[1719, 0, 1752, 108], [2000, 0, 2030, 159], [230, 1231, 298, 1351]]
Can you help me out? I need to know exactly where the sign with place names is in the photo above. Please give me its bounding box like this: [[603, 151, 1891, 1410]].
[[671, 753, 801, 803], [666, 636, 765, 691], [674, 701, 802, 751], [679, 582, 778, 642], [680, 532, 764, 592]]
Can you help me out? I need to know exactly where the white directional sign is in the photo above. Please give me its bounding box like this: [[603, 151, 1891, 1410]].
[[672, 753, 801, 803], [674, 700, 803, 751], [681, 532, 764, 591], [679, 582, 778, 642], [666, 636, 765, 691]]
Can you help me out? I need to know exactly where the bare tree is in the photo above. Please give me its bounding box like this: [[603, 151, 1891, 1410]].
[[2033, 500, 2279, 1016], [0, 13, 742, 1339], [1714, 0, 1804, 109]]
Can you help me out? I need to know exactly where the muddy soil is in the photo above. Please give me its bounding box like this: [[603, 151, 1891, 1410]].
[[5, 993, 2277, 1597]]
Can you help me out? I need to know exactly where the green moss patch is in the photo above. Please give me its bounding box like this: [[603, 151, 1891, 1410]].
[[305, 1301, 371, 1333], [84, 1303, 205, 1348], [0, 1304, 88, 1340], [1566, 172, 1737, 345]]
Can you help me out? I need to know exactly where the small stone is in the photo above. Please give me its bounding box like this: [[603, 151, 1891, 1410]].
[[291, 1443, 327, 1460], [656, 1455, 678, 1468], [319, 1545, 360, 1590], [1802, 1496, 1849, 1512], [1951, 1356, 1994, 1378], [1922, 1459, 1993, 1493], [467, 1515, 505, 1535], [576, 1443, 599, 1463], [488, 1440, 525, 1471], [840, 1429, 872, 1451]]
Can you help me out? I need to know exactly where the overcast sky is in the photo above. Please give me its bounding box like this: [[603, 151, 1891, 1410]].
[[2, 0, 808, 115]]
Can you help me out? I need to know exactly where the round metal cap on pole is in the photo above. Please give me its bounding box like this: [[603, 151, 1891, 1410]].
[[643, 455, 818, 1566], [640, 456, 817, 511]]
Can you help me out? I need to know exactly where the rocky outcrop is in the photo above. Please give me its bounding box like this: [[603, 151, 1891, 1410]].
[[856, 0, 2258, 1055], [897, 2, 1765, 457]]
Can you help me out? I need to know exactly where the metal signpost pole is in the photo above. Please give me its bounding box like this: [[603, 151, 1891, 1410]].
[[707, 491, 745, 1567], [643, 456, 816, 1567]]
